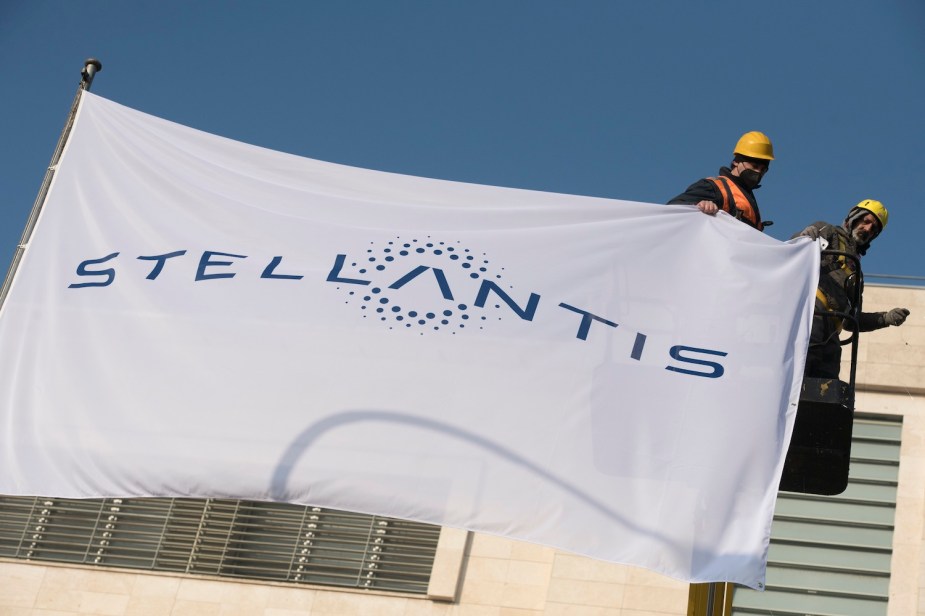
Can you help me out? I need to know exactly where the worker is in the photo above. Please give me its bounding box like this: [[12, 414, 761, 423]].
[[794, 199, 910, 379], [668, 131, 774, 231]]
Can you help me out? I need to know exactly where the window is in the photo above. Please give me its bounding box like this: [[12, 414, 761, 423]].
[[732, 413, 902, 616], [0, 497, 440, 594]]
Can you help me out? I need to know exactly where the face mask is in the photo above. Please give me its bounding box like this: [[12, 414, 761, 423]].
[[738, 168, 762, 190]]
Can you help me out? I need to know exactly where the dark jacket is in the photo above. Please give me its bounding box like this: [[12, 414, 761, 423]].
[[794, 221, 886, 333], [668, 167, 765, 231]]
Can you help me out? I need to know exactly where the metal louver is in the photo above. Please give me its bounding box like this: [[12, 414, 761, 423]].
[[733, 413, 902, 616], [0, 497, 440, 594]]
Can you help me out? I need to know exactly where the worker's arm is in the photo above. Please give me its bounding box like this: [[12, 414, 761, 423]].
[[849, 308, 910, 332], [792, 222, 829, 241], [667, 179, 721, 216]]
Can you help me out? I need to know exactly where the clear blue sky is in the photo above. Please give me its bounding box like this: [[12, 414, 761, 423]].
[[2, 1, 923, 285]]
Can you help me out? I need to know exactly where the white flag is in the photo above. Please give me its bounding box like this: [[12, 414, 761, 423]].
[[0, 91, 819, 588]]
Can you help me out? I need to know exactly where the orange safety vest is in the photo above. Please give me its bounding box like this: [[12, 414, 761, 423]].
[[706, 176, 763, 231]]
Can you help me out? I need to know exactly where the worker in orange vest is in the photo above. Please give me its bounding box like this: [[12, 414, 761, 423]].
[[668, 131, 774, 231]]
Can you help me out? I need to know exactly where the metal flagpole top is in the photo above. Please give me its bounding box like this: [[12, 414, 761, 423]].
[[0, 57, 104, 310], [81, 58, 102, 90]]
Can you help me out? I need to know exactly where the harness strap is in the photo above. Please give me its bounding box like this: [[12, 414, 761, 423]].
[[714, 177, 738, 219], [816, 288, 844, 333], [706, 177, 762, 231], [819, 232, 853, 277]]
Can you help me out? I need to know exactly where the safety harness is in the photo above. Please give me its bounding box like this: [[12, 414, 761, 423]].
[[816, 230, 854, 333], [706, 176, 763, 231]]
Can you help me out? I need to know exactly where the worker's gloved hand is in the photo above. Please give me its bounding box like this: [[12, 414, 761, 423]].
[[884, 308, 910, 326], [800, 225, 821, 240]]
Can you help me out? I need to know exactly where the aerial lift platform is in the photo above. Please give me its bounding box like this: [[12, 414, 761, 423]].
[[779, 248, 863, 497]]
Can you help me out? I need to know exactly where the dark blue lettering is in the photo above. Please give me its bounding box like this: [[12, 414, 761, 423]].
[[631, 333, 646, 360], [261, 256, 303, 280], [558, 303, 617, 340], [196, 251, 247, 281], [68, 253, 120, 288], [388, 266, 454, 300], [137, 250, 187, 280], [475, 280, 540, 321], [665, 345, 727, 378], [326, 254, 370, 286]]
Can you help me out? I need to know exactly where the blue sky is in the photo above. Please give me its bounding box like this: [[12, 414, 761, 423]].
[[2, 1, 923, 286]]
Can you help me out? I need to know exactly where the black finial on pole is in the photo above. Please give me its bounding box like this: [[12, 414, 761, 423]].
[[81, 58, 102, 90]]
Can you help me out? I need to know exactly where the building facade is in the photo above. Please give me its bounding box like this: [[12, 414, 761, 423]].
[[2, 284, 922, 616]]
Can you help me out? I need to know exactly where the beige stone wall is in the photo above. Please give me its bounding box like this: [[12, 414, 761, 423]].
[[0, 535, 687, 615], [1, 284, 922, 616], [855, 285, 925, 616], [456, 533, 687, 616], [850, 284, 925, 394]]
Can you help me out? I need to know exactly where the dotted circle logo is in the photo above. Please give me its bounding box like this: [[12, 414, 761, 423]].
[[335, 237, 513, 334]]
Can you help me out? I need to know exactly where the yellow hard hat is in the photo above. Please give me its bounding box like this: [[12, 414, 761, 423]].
[[733, 131, 775, 161], [854, 199, 888, 229]]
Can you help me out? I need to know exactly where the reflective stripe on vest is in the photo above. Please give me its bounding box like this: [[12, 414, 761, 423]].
[[706, 176, 763, 231]]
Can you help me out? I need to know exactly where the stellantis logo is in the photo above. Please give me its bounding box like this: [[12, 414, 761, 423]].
[[329, 237, 523, 333], [67, 237, 728, 379]]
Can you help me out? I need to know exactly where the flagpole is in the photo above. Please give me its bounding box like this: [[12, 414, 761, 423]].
[[0, 58, 102, 310]]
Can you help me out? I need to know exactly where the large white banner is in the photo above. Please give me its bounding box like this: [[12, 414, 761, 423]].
[[0, 92, 818, 588]]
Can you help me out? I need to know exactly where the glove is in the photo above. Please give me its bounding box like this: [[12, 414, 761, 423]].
[[800, 225, 821, 240], [883, 308, 910, 326]]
